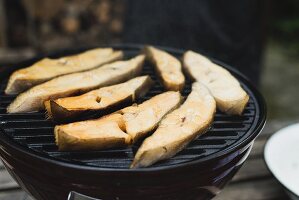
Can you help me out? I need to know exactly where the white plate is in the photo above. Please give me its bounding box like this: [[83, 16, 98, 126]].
[[264, 123, 299, 199]]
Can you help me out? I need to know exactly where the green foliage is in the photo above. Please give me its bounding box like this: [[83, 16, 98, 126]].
[[271, 0, 299, 53], [274, 18, 299, 35]]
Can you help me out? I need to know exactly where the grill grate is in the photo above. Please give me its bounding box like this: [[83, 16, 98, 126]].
[[0, 46, 260, 169]]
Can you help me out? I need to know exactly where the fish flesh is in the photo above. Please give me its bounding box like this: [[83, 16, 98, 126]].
[[131, 82, 216, 168], [7, 55, 145, 113], [54, 91, 182, 151], [5, 48, 123, 94], [144, 46, 185, 91], [183, 50, 249, 115], [55, 113, 131, 151], [45, 76, 153, 123], [121, 91, 182, 143]]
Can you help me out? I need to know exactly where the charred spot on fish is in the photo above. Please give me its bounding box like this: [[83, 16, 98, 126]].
[[163, 146, 167, 152], [180, 116, 186, 127], [118, 110, 125, 115], [96, 96, 101, 103]]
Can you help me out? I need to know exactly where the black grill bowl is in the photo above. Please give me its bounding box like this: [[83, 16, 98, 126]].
[[0, 44, 266, 200]]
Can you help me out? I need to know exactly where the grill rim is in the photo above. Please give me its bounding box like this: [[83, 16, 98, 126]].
[[0, 43, 266, 172]]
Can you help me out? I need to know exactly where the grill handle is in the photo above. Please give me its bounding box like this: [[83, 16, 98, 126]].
[[68, 191, 102, 200]]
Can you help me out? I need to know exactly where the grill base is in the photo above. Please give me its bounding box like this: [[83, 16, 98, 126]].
[[0, 140, 253, 200]]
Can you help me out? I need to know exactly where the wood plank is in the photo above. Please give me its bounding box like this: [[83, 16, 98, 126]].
[[249, 136, 268, 159], [214, 178, 288, 200], [260, 120, 297, 137], [23, 194, 33, 200], [0, 190, 28, 200], [0, 48, 36, 64], [232, 158, 270, 183], [0, 168, 19, 191]]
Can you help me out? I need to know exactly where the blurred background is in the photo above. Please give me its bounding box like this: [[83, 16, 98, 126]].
[[0, 0, 298, 199], [0, 0, 298, 122]]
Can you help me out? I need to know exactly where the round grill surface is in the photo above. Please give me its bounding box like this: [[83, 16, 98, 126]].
[[0, 44, 265, 170]]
